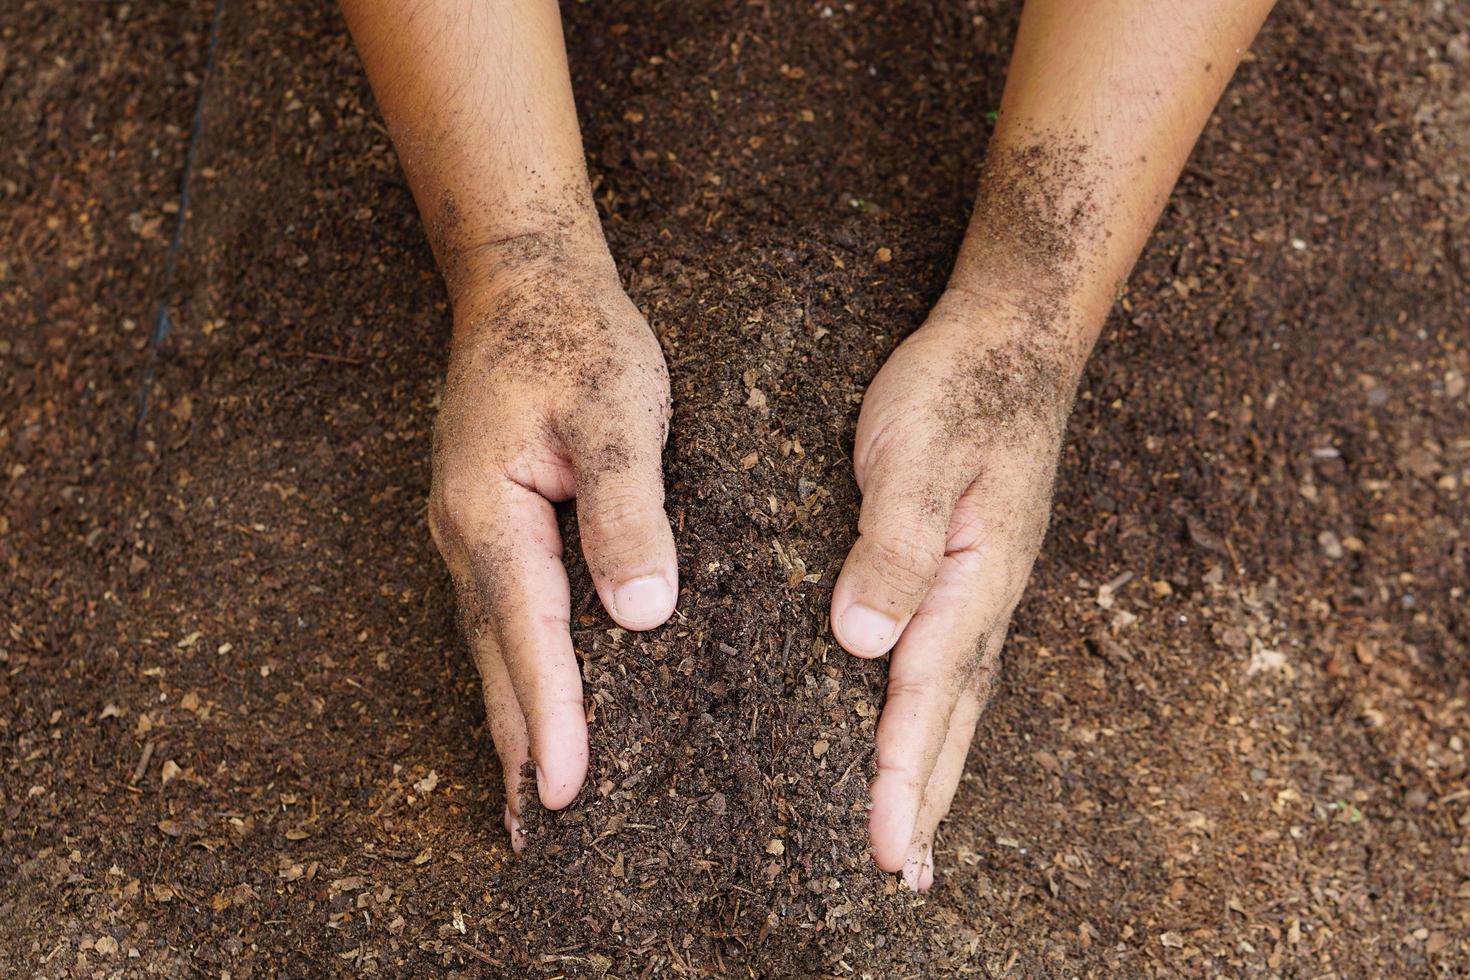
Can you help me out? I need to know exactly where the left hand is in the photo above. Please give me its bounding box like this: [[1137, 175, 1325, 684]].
[[829, 287, 1086, 889]]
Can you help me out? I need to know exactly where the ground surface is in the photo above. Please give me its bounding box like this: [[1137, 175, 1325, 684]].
[[3, 0, 1469, 976]]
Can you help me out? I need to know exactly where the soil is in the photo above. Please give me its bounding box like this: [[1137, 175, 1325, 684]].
[[3, 0, 1468, 976]]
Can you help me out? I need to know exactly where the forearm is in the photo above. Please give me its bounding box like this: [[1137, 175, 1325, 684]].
[[340, 0, 609, 296], [952, 0, 1276, 349]]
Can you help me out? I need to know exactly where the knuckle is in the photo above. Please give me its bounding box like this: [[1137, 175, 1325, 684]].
[[430, 465, 519, 544], [583, 487, 662, 557], [426, 487, 475, 560], [864, 531, 941, 601], [884, 678, 940, 712], [875, 749, 927, 793], [853, 416, 914, 488], [523, 693, 586, 743], [426, 497, 449, 552], [427, 499, 468, 573], [430, 468, 483, 521]]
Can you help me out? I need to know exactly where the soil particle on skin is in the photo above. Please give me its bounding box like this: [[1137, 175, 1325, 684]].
[[952, 630, 999, 695], [2, 0, 1468, 977], [954, 134, 1105, 338], [939, 336, 1077, 443], [966, 137, 1102, 286]]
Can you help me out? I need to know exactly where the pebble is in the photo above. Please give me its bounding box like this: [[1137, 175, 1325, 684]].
[[1445, 369, 1466, 399]]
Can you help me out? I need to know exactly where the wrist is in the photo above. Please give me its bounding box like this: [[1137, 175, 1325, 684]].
[[919, 277, 1097, 405], [448, 226, 618, 304], [437, 200, 620, 312], [938, 258, 1110, 359], [945, 130, 1124, 349]]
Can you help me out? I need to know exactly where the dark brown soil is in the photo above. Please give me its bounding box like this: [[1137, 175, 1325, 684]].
[[3, 0, 1468, 976]]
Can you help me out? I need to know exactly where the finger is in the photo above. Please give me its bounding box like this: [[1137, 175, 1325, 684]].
[[831, 453, 959, 658], [869, 548, 1010, 873], [571, 433, 678, 632], [472, 641, 532, 854], [919, 848, 935, 891], [467, 485, 589, 811], [903, 686, 988, 891]]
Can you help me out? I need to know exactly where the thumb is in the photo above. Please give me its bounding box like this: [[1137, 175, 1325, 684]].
[[574, 441, 679, 632], [830, 453, 956, 658]]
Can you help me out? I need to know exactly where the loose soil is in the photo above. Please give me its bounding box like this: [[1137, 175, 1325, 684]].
[[3, 0, 1468, 976]]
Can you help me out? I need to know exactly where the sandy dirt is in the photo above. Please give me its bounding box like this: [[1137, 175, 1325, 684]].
[[2, 0, 1468, 975]]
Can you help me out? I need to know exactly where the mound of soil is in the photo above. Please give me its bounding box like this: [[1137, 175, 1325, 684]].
[[2, 0, 1467, 975]]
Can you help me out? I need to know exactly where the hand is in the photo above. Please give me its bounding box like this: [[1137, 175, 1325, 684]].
[[829, 288, 1085, 889], [427, 235, 677, 851]]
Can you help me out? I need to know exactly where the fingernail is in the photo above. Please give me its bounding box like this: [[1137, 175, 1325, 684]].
[[534, 762, 549, 802], [505, 807, 524, 853], [839, 603, 900, 657], [920, 849, 935, 891], [611, 574, 673, 629], [902, 856, 923, 891]]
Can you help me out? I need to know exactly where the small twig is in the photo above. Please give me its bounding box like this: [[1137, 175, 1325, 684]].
[[371, 788, 402, 820], [303, 351, 366, 366], [456, 942, 503, 967], [833, 755, 861, 792], [131, 740, 156, 785], [571, 587, 597, 627], [1224, 533, 1245, 578], [165, 878, 204, 909]]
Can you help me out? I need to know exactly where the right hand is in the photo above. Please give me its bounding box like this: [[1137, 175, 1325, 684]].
[[828, 287, 1083, 888], [427, 234, 677, 850]]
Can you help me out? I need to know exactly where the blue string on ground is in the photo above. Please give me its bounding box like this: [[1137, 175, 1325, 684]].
[[133, 0, 227, 435]]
